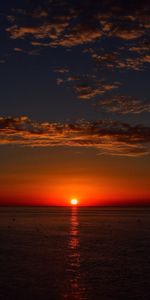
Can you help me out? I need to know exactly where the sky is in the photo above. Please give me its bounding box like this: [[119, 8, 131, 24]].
[[0, 0, 150, 206]]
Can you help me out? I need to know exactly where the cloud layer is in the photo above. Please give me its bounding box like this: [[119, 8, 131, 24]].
[[75, 81, 120, 100], [0, 116, 150, 156], [97, 95, 150, 114], [6, 0, 150, 47], [5, 0, 150, 72]]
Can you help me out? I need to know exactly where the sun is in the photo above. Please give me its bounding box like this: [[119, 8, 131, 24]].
[[70, 198, 78, 205]]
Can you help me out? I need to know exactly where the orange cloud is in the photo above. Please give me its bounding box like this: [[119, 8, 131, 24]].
[[75, 82, 119, 100], [0, 116, 150, 157], [51, 24, 102, 47], [98, 95, 150, 114], [6, 20, 69, 40], [89, 47, 150, 71], [6, 0, 149, 48], [111, 28, 144, 40]]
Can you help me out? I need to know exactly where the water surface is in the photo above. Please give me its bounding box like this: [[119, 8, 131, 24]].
[[0, 206, 150, 300]]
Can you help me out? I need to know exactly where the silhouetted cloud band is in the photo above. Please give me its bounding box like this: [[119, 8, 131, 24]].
[[0, 116, 150, 156]]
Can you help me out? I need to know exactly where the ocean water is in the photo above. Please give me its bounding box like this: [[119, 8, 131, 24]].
[[0, 207, 150, 300]]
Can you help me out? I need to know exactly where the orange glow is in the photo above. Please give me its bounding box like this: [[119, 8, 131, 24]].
[[0, 147, 150, 206], [70, 198, 78, 205]]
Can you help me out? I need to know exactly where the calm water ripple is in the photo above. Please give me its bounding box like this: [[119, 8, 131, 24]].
[[0, 207, 150, 300]]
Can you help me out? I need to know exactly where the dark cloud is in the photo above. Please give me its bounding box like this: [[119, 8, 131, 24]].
[[88, 47, 150, 71], [51, 23, 102, 47], [54, 67, 69, 74], [6, 21, 69, 40], [109, 27, 145, 40], [97, 95, 150, 114], [53, 73, 120, 99], [6, 0, 150, 47], [13, 47, 39, 56], [56, 78, 64, 85], [4, 0, 150, 81], [75, 82, 120, 100], [67, 76, 79, 82], [0, 116, 150, 156], [129, 41, 150, 54]]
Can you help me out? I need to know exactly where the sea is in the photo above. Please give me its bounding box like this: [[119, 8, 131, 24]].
[[0, 206, 150, 300]]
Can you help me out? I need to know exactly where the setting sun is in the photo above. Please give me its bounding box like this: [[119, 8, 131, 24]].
[[70, 198, 78, 205]]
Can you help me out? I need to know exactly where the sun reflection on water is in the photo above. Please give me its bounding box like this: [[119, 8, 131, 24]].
[[64, 206, 87, 300]]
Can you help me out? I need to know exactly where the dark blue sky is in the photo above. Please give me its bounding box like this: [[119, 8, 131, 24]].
[[1, 0, 150, 124], [0, 0, 150, 157]]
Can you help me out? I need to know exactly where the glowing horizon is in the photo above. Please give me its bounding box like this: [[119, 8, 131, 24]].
[[0, 0, 150, 207], [0, 146, 149, 206]]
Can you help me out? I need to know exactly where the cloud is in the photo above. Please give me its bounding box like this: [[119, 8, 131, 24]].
[[5, 0, 150, 48], [5, 0, 150, 82], [53, 73, 120, 99], [89, 48, 150, 71], [0, 116, 150, 156], [75, 82, 120, 100], [110, 27, 145, 40], [7, 22, 102, 48], [54, 67, 69, 74], [97, 95, 150, 114], [13, 47, 39, 56], [14, 47, 23, 52], [56, 78, 64, 85], [143, 55, 150, 63], [51, 23, 102, 47], [6, 21, 69, 40], [129, 41, 150, 54], [67, 76, 79, 82]]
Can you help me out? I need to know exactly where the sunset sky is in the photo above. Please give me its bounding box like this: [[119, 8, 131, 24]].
[[0, 0, 150, 206]]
